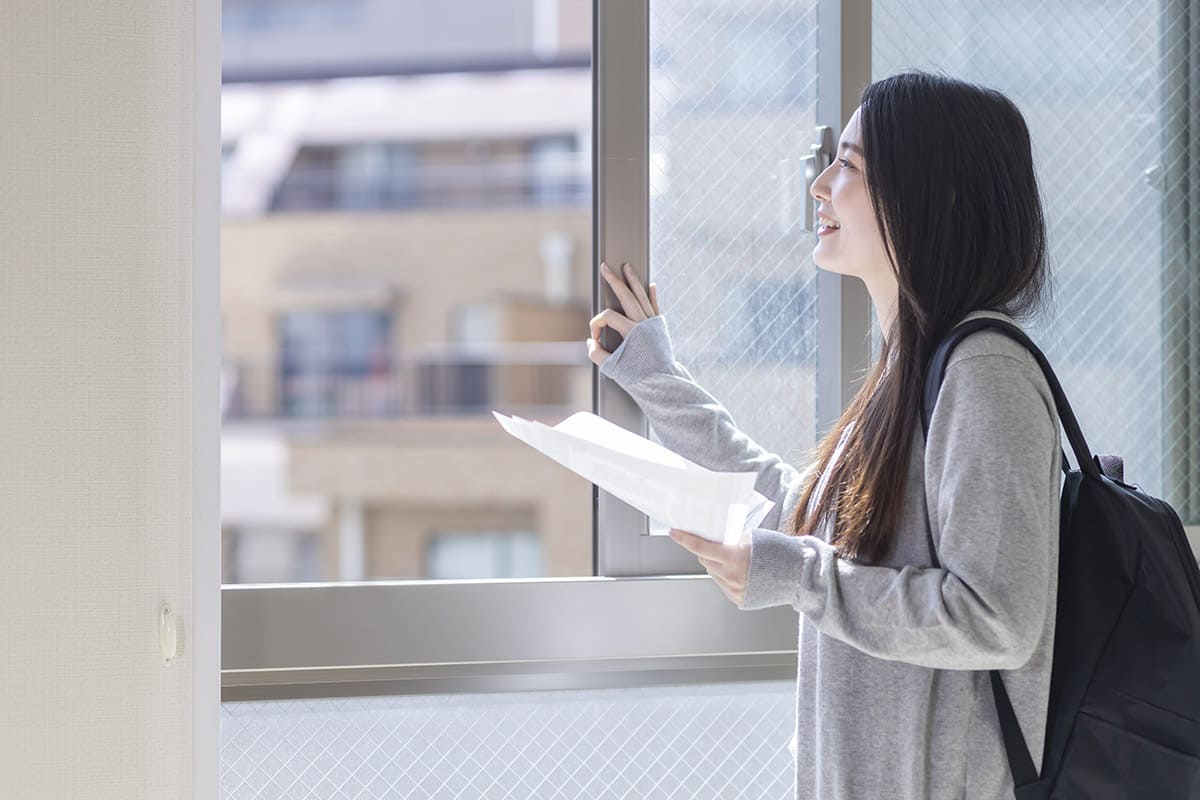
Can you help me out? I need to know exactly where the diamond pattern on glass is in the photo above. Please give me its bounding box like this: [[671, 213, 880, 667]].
[[873, 0, 1196, 516], [222, 680, 795, 799], [647, 0, 822, 474]]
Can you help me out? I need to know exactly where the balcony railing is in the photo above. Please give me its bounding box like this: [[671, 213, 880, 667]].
[[270, 154, 591, 212], [221, 341, 590, 421]]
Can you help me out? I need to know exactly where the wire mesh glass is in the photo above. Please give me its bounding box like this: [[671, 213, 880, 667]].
[[873, 0, 1199, 520], [646, 0, 823, 526], [221, 680, 796, 799]]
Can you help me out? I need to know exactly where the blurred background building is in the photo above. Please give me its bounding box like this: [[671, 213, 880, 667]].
[[219, 0, 595, 583], [218, 0, 1199, 588]]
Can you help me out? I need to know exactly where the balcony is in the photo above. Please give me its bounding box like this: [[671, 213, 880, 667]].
[[221, 340, 591, 424], [270, 151, 591, 213]]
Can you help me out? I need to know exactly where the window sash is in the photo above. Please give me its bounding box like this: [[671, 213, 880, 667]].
[[222, 0, 1200, 699], [220, 0, 918, 701], [594, 0, 872, 576]]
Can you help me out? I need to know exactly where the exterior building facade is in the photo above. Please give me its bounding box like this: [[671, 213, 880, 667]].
[[219, 0, 595, 583]]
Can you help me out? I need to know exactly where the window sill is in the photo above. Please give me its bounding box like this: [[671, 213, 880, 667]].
[[222, 575, 798, 700]]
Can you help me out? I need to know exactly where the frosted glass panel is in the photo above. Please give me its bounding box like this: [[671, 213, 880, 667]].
[[222, 681, 795, 799]]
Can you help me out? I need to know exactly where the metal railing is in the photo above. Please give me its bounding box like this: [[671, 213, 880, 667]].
[[221, 341, 590, 420], [270, 154, 591, 212]]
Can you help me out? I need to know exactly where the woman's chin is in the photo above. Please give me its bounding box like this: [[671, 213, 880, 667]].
[[812, 249, 846, 275]]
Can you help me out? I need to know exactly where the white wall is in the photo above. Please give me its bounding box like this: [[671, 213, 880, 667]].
[[0, 3, 219, 797]]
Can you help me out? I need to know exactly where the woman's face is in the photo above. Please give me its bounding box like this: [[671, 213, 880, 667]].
[[809, 107, 894, 288]]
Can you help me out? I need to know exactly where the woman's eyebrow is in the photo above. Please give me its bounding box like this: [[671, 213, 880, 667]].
[[839, 141, 863, 155]]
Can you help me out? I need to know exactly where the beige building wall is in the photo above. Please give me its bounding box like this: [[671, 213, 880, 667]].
[[222, 209, 592, 410], [221, 208, 595, 580], [293, 418, 593, 579]]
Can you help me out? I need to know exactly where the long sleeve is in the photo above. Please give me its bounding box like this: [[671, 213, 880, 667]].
[[599, 314, 813, 532], [738, 352, 1060, 671]]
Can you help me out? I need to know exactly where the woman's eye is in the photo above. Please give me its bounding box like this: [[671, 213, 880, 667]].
[[838, 157, 853, 169]]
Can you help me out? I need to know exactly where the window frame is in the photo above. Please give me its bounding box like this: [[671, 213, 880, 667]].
[[594, 0, 872, 573], [220, 0, 882, 702]]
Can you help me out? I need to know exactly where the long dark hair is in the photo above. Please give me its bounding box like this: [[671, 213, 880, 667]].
[[787, 70, 1052, 563]]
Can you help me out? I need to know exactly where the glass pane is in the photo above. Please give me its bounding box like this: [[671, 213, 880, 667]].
[[873, 0, 1191, 512], [647, 0, 822, 531], [220, 0, 595, 583], [222, 680, 795, 799]]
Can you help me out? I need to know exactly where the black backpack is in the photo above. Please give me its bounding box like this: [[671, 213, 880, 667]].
[[920, 317, 1200, 799]]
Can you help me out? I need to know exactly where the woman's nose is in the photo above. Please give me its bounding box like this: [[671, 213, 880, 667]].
[[810, 169, 828, 201]]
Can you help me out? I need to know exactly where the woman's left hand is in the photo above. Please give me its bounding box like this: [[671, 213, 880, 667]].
[[669, 528, 751, 607]]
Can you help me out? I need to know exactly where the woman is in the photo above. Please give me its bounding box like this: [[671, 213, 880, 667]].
[[586, 70, 1062, 800]]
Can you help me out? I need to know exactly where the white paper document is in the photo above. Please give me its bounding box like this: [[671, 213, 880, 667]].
[[492, 410, 776, 545]]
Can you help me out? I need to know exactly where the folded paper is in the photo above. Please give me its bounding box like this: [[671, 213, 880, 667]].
[[493, 410, 775, 545]]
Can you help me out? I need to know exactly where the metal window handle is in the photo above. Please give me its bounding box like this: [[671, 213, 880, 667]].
[[777, 125, 835, 234], [1144, 163, 1163, 190], [802, 125, 836, 232]]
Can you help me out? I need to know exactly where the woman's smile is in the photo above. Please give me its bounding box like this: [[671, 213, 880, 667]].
[[817, 213, 841, 236]]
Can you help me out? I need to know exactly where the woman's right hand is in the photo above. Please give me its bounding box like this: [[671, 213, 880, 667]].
[[587, 261, 661, 368]]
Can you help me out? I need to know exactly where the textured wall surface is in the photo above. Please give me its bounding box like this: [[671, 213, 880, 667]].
[[0, 3, 209, 797]]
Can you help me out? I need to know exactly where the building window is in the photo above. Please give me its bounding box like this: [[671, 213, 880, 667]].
[[269, 136, 588, 213], [425, 530, 544, 579], [530, 135, 587, 207], [223, 526, 321, 584], [271, 143, 422, 213], [278, 309, 395, 417], [223, 0, 365, 33]]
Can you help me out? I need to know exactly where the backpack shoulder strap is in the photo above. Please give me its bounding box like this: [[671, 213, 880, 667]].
[[918, 316, 1088, 797], [920, 317, 1095, 479]]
